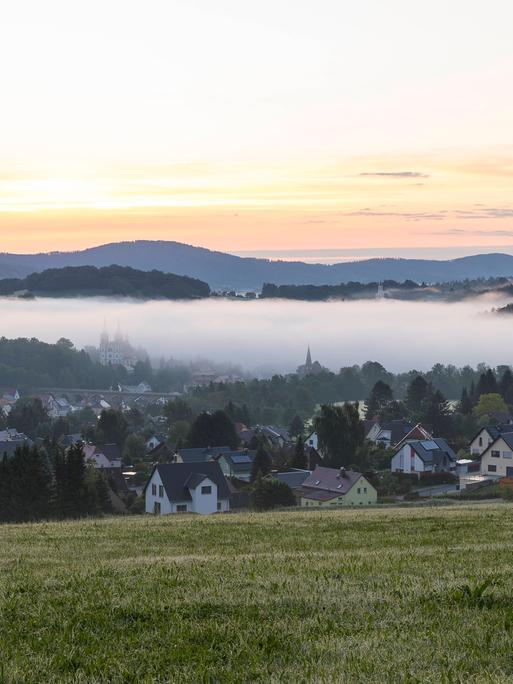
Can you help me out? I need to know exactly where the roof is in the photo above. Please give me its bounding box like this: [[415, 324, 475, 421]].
[[301, 466, 364, 500], [395, 423, 433, 449], [378, 419, 414, 445], [270, 469, 311, 489], [147, 462, 230, 502], [471, 424, 513, 443], [487, 433, 513, 452], [177, 446, 231, 463], [404, 438, 457, 465], [220, 450, 256, 472]]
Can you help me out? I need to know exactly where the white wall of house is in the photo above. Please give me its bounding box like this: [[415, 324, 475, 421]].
[[366, 424, 381, 442], [391, 444, 426, 473], [305, 432, 318, 450], [470, 429, 495, 456], [480, 438, 513, 478], [145, 469, 173, 515], [189, 477, 219, 515]]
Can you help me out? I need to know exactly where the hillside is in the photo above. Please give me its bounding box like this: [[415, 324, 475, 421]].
[[1, 505, 513, 681], [0, 264, 210, 300], [1, 241, 513, 289]]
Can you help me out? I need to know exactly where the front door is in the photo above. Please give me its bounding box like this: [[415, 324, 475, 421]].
[[153, 501, 161, 515]]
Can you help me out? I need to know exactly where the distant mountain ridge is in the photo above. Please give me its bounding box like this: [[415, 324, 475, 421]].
[[1, 241, 513, 289]]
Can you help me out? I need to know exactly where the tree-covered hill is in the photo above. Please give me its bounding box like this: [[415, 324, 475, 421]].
[[0, 265, 210, 300]]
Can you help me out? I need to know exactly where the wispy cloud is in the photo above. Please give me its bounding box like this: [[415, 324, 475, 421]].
[[346, 209, 444, 221], [358, 171, 429, 179], [430, 229, 513, 237]]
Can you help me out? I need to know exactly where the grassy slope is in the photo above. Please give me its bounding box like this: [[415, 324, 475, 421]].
[[2, 505, 513, 683]]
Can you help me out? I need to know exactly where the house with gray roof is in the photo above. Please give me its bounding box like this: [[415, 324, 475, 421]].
[[480, 433, 513, 479], [391, 438, 457, 474], [469, 425, 513, 456], [217, 450, 256, 481], [144, 462, 230, 515], [300, 466, 377, 507], [268, 469, 311, 491], [175, 446, 230, 464]]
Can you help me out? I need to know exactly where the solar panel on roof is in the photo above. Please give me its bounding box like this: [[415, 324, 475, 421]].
[[420, 440, 439, 450], [231, 454, 252, 463]]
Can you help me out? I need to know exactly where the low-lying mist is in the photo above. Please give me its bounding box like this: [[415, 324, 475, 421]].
[[1, 295, 512, 375]]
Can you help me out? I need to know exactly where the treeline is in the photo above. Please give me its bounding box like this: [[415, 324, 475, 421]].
[[0, 265, 210, 300], [0, 337, 189, 391], [187, 361, 500, 425], [0, 443, 112, 523], [261, 280, 420, 300]]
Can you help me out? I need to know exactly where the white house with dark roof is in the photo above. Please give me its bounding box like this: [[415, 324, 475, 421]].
[[469, 425, 513, 456], [144, 462, 230, 515], [480, 433, 513, 478], [391, 438, 456, 474]]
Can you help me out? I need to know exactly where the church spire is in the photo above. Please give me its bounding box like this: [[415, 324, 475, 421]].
[[306, 346, 312, 368]]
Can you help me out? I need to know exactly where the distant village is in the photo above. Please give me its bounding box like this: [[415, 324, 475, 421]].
[[1, 331, 513, 522]]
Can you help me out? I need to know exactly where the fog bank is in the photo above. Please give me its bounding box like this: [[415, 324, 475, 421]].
[[0, 295, 511, 375]]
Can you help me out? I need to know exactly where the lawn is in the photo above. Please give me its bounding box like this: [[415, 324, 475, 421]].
[[2, 504, 513, 682]]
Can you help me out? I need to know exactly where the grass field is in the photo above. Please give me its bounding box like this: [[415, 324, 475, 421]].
[[2, 505, 513, 683]]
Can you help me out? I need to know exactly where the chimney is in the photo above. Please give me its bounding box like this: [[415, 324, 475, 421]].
[[339, 467, 346, 479]]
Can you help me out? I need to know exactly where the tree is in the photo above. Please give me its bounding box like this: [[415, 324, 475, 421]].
[[473, 393, 509, 419], [122, 434, 147, 464], [289, 415, 304, 438], [313, 403, 365, 467], [251, 477, 295, 510], [9, 397, 49, 438], [250, 445, 272, 481], [187, 411, 238, 449], [164, 399, 193, 425], [95, 409, 129, 449], [290, 437, 307, 469], [419, 390, 453, 437], [459, 387, 474, 416], [499, 368, 513, 405], [476, 369, 498, 397], [364, 381, 393, 418], [406, 376, 429, 412]]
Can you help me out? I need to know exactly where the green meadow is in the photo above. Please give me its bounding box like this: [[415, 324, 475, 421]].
[[2, 504, 513, 683]]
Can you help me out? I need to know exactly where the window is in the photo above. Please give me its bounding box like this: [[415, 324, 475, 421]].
[[491, 450, 500, 458], [363, 487, 367, 493], [158, 485, 164, 497], [357, 488, 361, 494], [504, 451, 513, 459], [153, 501, 161, 515], [151, 483, 157, 496], [176, 504, 187, 512], [488, 465, 497, 473], [478, 437, 483, 446], [201, 485, 212, 495], [217, 502, 222, 511]]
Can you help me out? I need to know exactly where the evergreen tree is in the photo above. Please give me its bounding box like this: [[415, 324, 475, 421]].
[[290, 436, 307, 469], [499, 368, 513, 405], [95, 474, 113, 514], [187, 411, 238, 449], [476, 369, 498, 397], [459, 387, 473, 416], [250, 445, 272, 481], [364, 381, 393, 418], [406, 376, 429, 412], [95, 409, 129, 449], [419, 390, 453, 437], [0, 454, 12, 522], [251, 477, 295, 510], [289, 415, 304, 438]]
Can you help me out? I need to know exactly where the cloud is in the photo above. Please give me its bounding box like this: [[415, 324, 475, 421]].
[[358, 171, 429, 179], [345, 206, 513, 223], [429, 229, 513, 237], [346, 209, 445, 221]]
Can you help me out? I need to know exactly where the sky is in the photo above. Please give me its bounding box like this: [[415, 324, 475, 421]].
[[1, 0, 513, 257]]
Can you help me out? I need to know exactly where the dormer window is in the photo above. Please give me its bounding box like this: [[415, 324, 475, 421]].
[[201, 485, 212, 495]]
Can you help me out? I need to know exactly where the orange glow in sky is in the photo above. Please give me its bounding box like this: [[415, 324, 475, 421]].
[[1, 1, 513, 256]]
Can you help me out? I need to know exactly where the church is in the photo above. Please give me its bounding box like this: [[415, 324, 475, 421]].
[[296, 347, 326, 377], [99, 326, 138, 371]]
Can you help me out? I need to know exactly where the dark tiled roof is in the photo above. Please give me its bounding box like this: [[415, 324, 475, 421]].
[[96, 443, 121, 462], [178, 446, 230, 463], [148, 462, 230, 502], [380, 419, 414, 445], [221, 451, 256, 473], [408, 438, 457, 465], [494, 433, 513, 451], [301, 466, 363, 498], [270, 470, 311, 489]]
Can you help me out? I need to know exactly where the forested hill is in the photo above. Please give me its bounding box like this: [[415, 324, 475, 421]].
[[1, 240, 513, 290], [0, 265, 210, 299]]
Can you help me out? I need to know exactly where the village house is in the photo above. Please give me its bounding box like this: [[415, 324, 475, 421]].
[[368, 419, 414, 448], [391, 438, 457, 474], [174, 446, 230, 464], [146, 434, 166, 452], [268, 469, 311, 501], [299, 466, 377, 507], [83, 443, 122, 469], [480, 433, 513, 478], [217, 450, 256, 481], [469, 425, 513, 456], [144, 462, 230, 515]]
